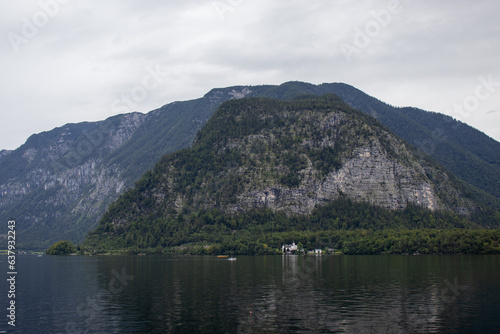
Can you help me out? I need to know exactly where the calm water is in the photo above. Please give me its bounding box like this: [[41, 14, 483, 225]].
[[1, 255, 499, 333]]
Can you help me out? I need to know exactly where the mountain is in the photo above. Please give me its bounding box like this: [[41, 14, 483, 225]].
[[0, 113, 147, 248], [83, 95, 498, 254], [0, 150, 12, 160], [1, 82, 499, 250]]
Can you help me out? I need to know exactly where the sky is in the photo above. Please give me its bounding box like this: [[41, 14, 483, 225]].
[[1, 0, 499, 150]]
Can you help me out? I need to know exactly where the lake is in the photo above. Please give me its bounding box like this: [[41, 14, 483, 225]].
[[1, 255, 499, 333]]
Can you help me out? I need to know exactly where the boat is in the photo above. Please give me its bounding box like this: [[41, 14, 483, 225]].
[[217, 255, 229, 258], [228, 257, 237, 261]]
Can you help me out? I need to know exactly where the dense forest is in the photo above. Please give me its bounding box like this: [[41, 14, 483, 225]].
[[82, 198, 500, 255]]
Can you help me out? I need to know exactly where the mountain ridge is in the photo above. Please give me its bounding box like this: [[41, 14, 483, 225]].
[[1, 81, 499, 249]]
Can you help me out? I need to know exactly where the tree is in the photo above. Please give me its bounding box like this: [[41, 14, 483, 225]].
[[46, 240, 77, 255]]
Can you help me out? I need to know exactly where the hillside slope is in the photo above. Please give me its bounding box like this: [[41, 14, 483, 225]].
[[90, 96, 483, 236]]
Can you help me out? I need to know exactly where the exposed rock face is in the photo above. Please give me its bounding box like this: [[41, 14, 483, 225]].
[[99, 96, 478, 230], [223, 106, 472, 216], [320, 146, 438, 211], [0, 113, 147, 247], [236, 143, 440, 214]]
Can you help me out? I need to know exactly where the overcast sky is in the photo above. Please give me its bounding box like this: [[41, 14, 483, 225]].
[[1, 0, 499, 150]]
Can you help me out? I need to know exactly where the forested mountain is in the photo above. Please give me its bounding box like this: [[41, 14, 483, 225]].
[[83, 95, 499, 254], [1, 81, 499, 250]]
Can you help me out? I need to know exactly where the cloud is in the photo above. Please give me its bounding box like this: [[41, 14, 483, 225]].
[[1, 0, 499, 150]]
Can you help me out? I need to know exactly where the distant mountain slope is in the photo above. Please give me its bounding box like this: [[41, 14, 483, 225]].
[[0, 150, 11, 160], [398, 107, 500, 198], [1, 81, 499, 249], [0, 113, 148, 248]]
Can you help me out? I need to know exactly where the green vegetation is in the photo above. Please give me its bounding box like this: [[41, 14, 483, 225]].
[[83, 198, 500, 255], [46, 240, 77, 255], [399, 106, 500, 199]]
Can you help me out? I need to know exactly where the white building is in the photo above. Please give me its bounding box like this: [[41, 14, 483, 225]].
[[282, 242, 298, 254]]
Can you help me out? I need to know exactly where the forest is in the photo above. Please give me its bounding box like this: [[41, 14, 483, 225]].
[[82, 198, 500, 255]]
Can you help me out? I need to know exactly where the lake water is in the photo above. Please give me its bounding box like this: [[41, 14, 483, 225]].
[[1, 255, 499, 333]]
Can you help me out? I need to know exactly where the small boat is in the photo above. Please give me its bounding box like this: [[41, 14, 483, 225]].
[[217, 255, 229, 258], [228, 257, 237, 261]]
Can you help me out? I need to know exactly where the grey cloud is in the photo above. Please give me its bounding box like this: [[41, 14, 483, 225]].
[[1, 0, 499, 150]]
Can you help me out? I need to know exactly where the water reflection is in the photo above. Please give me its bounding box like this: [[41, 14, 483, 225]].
[[6, 255, 500, 333], [234, 255, 447, 333]]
